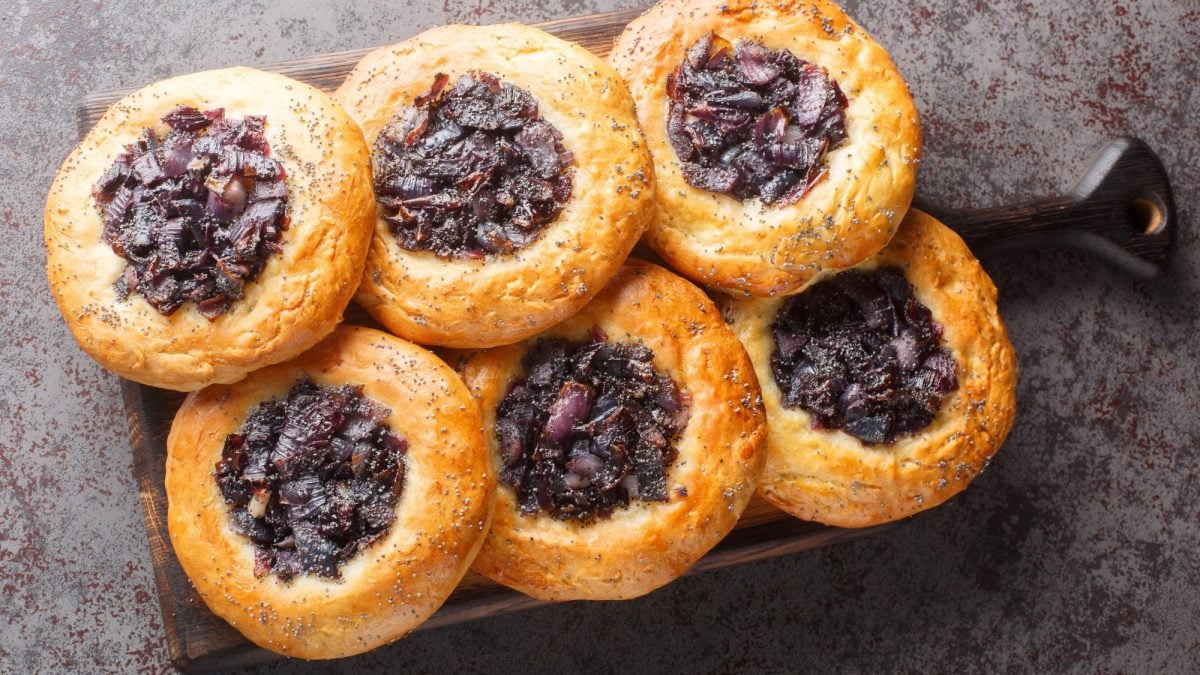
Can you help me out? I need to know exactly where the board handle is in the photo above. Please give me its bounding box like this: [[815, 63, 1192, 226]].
[[922, 137, 1176, 278]]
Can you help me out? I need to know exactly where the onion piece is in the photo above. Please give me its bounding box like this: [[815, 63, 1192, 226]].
[[542, 382, 595, 445]]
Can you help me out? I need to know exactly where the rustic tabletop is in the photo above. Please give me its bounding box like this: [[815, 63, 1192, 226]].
[[2, 0, 1198, 672]]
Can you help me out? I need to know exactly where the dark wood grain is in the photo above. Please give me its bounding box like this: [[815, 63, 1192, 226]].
[[918, 136, 1176, 278], [84, 6, 1177, 673]]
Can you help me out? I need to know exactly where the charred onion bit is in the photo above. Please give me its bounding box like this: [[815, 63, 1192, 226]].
[[92, 106, 289, 319], [770, 268, 959, 445], [372, 72, 575, 258], [495, 329, 691, 522], [214, 378, 407, 581], [666, 33, 849, 204]]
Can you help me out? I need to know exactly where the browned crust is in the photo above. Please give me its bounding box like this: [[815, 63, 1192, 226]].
[[453, 260, 767, 600], [334, 23, 656, 348], [726, 210, 1018, 528], [166, 325, 495, 659], [45, 67, 375, 391], [610, 0, 922, 297]]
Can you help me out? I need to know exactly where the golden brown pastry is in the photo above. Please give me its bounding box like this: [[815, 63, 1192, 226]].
[[45, 67, 375, 391], [166, 325, 494, 659], [724, 210, 1017, 528], [610, 0, 922, 297], [454, 260, 767, 601], [334, 23, 655, 348]]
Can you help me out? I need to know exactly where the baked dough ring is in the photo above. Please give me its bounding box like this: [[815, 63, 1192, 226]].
[[45, 67, 375, 391], [610, 0, 922, 297], [334, 23, 655, 348], [166, 325, 494, 659], [725, 210, 1017, 528], [455, 260, 767, 600]]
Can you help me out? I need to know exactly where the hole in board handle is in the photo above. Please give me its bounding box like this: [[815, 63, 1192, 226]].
[[1127, 198, 1164, 235]]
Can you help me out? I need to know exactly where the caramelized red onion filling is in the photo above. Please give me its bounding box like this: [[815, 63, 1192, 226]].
[[92, 106, 289, 319], [666, 33, 848, 204], [495, 329, 691, 522], [372, 72, 575, 258], [770, 268, 959, 445], [214, 378, 407, 581]]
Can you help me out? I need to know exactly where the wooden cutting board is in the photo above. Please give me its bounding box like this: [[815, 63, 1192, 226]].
[[84, 8, 895, 672], [80, 5, 1175, 673]]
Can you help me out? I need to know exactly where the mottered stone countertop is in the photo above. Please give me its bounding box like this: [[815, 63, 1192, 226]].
[[2, 1, 1197, 672]]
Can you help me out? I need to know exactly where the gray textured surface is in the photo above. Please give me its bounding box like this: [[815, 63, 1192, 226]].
[[2, 0, 1198, 672]]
